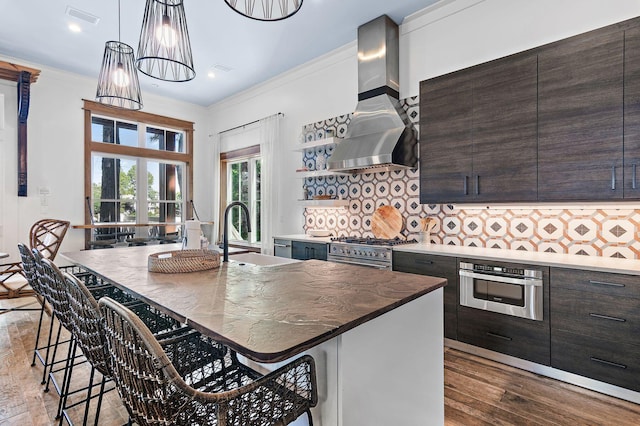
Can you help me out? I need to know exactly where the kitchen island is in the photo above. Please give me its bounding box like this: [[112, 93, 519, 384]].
[[62, 245, 446, 425]]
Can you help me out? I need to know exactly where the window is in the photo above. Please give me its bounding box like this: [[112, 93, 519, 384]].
[[221, 146, 261, 245], [83, 100, 193, 248]]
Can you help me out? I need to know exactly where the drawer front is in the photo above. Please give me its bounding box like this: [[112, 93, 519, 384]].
[[392, 252, 456, 277], [392, 252, 457, 306], [393, 252, 458, 340], [291, 242, 327, 261], [551, 268, 640, 299], [458, 306, 550, 365], [551, 287, 640, 345], [552, 329, 640, 392]]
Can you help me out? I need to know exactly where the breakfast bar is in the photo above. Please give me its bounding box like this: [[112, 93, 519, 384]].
[[62, 245, 446, 426]]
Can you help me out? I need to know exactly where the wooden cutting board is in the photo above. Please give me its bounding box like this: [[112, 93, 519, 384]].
[[371, 205, 403, 239]]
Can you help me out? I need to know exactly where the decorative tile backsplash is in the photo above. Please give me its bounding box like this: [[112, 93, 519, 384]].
[[302, 97, 640, 259]]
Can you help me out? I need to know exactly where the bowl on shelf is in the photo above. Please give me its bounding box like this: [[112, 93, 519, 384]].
[[307, 229, 332, 237]]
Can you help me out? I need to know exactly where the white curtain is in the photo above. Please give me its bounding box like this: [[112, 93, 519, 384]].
[[259, 115, 280, 255], [210, 133, 221, 245]]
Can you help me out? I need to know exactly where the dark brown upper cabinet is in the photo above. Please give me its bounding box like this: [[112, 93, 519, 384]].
[[420, 54, 538, 204], [538, 26, 624, 201], [420, 68, 473, 204], [624, 26, 640, 199]]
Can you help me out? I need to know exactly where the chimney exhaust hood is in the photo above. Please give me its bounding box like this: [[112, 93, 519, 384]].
[[327, 15, 418, 174]]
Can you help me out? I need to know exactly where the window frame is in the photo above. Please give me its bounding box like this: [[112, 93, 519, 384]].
[[83, 99, 194, 249]]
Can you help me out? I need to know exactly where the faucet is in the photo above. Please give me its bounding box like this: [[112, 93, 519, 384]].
[[222, 201, 251, 262]]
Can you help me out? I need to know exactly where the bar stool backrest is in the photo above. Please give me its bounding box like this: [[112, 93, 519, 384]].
[[99, 296, 318, 426], [17, 243, 41, 295], [39, 258, 73, 331], [30, 219, 70, 261], [62, 272, 110, 377]]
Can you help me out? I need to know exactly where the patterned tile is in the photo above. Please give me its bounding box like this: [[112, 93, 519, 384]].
[[301, 102, 640, 259], [602, 246, 634, 259], [601, 219, 634, 243], [567, 219, 597, 241]]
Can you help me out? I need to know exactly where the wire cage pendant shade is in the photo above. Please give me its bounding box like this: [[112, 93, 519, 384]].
[[137, 0, 195, 82], [96, 42, 143, 110], [225, 0, 303, 21]]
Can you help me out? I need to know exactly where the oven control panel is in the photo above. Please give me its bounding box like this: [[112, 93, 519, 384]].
[[460, 262, 542, 280], [472, 264, 525, 276]]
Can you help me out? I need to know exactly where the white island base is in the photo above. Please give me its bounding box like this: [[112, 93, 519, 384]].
[[253, 288, 444, 426]]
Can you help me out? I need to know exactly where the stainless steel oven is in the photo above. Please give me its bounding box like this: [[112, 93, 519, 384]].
[[459, 261, 543, 321], [328, 242, 392, 270], [328, 237, 417, 270]]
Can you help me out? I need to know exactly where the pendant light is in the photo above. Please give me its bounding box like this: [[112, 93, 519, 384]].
[[136, 0, 195, 82], [224, 0, 303, 21], [96, 0, 143, 110]]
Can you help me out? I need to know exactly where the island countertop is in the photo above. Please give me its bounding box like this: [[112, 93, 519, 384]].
[[62, 245, 445, 363]]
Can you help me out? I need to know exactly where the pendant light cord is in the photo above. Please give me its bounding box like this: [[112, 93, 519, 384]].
[[118, 0, 121, 43]]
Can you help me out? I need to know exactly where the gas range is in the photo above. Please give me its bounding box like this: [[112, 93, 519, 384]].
[[328, 236, 417, 269]]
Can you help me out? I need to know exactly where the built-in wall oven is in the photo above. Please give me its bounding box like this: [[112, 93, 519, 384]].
[[459, 261, 544, 321]]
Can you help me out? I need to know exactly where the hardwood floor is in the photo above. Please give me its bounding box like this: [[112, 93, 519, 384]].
[[2, 297, 640, 425], [444, 347, 640, 425]]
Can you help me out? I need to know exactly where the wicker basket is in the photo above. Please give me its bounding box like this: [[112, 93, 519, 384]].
[[148, 249, 220, 273]]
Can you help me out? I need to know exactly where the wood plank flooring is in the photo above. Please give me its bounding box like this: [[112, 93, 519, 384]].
[[2, 297, 640, 425]]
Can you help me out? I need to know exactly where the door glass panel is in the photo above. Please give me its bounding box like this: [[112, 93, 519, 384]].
[[486, 282, 525, 306]]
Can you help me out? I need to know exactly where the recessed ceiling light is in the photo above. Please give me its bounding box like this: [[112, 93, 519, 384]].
[[68, 23, 82, 33], [207, 71, 216, 79]]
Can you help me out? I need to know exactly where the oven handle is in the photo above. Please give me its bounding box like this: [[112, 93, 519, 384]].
[[459, 269, 542, 286], [328, 258, 390, 270]]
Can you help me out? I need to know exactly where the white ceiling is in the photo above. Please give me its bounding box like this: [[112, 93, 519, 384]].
[[0, 0, 438, 107]]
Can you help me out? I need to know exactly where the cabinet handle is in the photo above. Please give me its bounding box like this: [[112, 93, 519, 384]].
[[590, 357, 627, 370], [486, 332, 512, 341], [589, 313, 626, 322], [414, 259, 434, 265], [464, 176, 469, 195], [274, 243, 290, 248], [589, 280, 625, 288], [475, 175, 480, 195], [633, 164, 637, 190], [611, 165, 616, 190]]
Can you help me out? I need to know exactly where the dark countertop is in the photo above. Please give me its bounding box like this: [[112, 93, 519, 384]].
[[62, 245, 445, 363]]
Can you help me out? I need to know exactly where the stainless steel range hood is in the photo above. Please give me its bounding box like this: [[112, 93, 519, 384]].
[[327, 15, 418, 174]]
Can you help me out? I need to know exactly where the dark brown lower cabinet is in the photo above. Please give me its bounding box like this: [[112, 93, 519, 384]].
[[392, 252, 458, 340], [291, 241, 327, 261], [457, 306, 550, 365], [550, 268, 640, 391], [551, 329, 640, 392]]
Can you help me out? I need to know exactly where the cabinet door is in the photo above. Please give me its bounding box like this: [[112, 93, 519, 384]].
[[472, 54, 538, 201], [291, 241, 327, 261], [392, 252, 458, 340], [420, 70, 473, 204], [624, 26, 640, 199], [457, 306, 550, 365], [538, 26, 624, 200]]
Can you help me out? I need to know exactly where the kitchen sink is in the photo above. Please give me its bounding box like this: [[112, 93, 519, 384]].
[[229, 253, 301, 266]]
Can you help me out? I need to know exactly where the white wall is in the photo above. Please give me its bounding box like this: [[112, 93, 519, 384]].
[[204, 0, 640, 237], [0, 55, 208, 261]]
